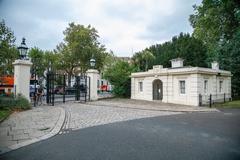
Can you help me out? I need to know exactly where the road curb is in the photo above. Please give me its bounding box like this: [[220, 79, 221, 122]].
[[86, 103, 219, 113], [0, 107, 66, 155]]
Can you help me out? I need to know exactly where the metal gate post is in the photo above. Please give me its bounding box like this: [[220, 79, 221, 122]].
[[84, 75, 87, 102], [76, 76, 80, 101], [52, 74, 55, 106], [63, 74, 65, 103], [46, 73, 49, 104], [88, 76, 90, 101], [34, 72, 37, 107]]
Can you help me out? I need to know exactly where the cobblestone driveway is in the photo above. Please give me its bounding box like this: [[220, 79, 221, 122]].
[[59, 102, 181, 133]]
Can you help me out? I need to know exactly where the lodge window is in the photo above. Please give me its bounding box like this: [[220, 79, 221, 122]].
[[138, 82, 143, 92], [204, 80, 208, 93], [179, 80, 185, 94], [219, 80, 223, 93]]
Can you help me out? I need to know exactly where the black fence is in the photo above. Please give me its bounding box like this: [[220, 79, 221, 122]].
[[199, 93, 231, 108], [46, 73, 90, 106]]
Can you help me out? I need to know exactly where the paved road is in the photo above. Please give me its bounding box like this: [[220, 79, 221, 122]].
[[1, 108, 239, 160]]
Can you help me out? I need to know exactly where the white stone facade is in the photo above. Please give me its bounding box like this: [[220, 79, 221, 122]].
[[131, 61, 231, 106], [13, 59, 32, 101], [86, 69, 100, 101]]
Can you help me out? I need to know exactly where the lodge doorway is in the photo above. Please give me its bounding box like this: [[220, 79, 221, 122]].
[[152, 79, 163, 100]]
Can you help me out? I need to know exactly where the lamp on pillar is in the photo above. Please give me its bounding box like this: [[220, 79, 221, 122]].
[[87, 57, 99, 101], [90, 58, 96, 69], [17, 38, 29, 60], [13, 37, 32, 102]]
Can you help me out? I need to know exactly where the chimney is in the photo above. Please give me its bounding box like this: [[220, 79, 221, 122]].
[[211, 61, 219, 70], [170, 58, 184, 68]]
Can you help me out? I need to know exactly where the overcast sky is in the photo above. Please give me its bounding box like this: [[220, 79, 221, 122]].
[[0, 0, 202, 57]]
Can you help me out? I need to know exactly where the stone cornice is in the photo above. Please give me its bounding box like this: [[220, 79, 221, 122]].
[[12, 59, 32, 66], [131, 67, 231, 78]]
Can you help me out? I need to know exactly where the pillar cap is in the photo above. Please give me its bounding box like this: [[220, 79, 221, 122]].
[[86, 69, 99, 74], [13, 59, 32, 66]]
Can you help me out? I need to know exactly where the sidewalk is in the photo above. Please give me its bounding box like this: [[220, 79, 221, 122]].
[[0, 105, 65, 154], [88, 98, 218, 112]]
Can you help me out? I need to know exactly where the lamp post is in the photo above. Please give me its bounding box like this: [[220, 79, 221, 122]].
[[13, 37, 32, 102], [17, 38, 28, 60], [86, 57, 98, 101], [90, 58, 96, 69]]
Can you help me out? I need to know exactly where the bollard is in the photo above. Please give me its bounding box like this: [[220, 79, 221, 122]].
[[199, 94, 202, 106], [63, 75, 66, 103], [224, 93, 226, 103], [209, 94, 212, 108]]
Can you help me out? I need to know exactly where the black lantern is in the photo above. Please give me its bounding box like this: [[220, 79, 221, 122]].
[[18, 38, 28, 60], [90, 58, 96, 68]]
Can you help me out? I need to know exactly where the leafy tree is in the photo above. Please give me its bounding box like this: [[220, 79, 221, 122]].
[[43, 50, 58, 74], [56, 22, 107, 86], [28, 47, 45, 78], [137, 33, 207, 69], [0, 19, 18, 75], [29, 48, 58, 86], [104, 60, 137, 97], [218, 30, 240, 97], [189, 0, 240, 58], [190, 0, 240, 97], [132, 50, 155, 71]]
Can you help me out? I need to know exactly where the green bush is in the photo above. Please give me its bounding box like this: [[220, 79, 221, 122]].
[[0, 97, 15, 109], [15, 95, 31, 110], [104, 61, 137, 97], [0, 94, 31, 110]]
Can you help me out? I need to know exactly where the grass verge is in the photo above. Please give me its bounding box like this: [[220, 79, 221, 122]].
[[214, 100, 240, 108], [0, 109, 12, 122]]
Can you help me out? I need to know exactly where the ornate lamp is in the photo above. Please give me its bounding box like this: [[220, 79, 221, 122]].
[[90, 58, 96, 69], [17, 38, 28, 60]]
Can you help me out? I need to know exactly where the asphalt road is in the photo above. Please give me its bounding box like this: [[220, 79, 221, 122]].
[[1, 109, 240, 160]]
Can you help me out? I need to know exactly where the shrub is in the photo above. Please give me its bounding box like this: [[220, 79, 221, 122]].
[[0, 94, 31, 110], [15, 95, 31, 110], [0, 97, 15, 110], [104, 61, 137, 97]]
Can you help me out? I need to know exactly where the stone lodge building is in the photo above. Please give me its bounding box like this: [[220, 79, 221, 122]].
[[130, 58, 231, 106]]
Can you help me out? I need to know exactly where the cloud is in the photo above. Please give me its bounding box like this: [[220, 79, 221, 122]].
[[0, 0, 202, 57]]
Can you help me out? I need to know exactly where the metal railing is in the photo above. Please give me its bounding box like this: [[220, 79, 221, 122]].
[[199, 93, 231, 108]]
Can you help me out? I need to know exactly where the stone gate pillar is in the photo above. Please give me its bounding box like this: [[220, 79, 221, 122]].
[[86, 69, 99, 101], [13, 59, 32, 102]]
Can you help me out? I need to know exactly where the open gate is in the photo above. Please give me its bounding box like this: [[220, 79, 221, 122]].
[[46, 73, 90, 106]]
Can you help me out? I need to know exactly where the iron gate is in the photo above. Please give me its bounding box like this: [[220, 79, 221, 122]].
[[46, 73, 90, 106]]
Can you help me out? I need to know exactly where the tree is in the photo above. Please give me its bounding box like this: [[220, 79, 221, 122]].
[[141, 50, 155, 71], [132, 50, 155, 71], [189, 0, 240, 58], [104, 60, 137, 97], [28, 47, 45, 78], [139, 33, 207, 69], [218, 30, 240, 97], [29, 48, 58, 86], [56, 22, 107, 86], [190, 0, 240, 97], [0, 19, 18, 75], [43, 50, 58, 74]]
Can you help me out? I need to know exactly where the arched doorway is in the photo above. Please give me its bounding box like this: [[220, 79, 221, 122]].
[[152, 79, 163, 100]]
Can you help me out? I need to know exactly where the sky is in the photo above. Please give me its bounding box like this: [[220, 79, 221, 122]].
[[0, 0, 202, 57]]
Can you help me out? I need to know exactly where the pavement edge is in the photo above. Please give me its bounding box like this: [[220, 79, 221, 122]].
[[0, 107, 66, 155]]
